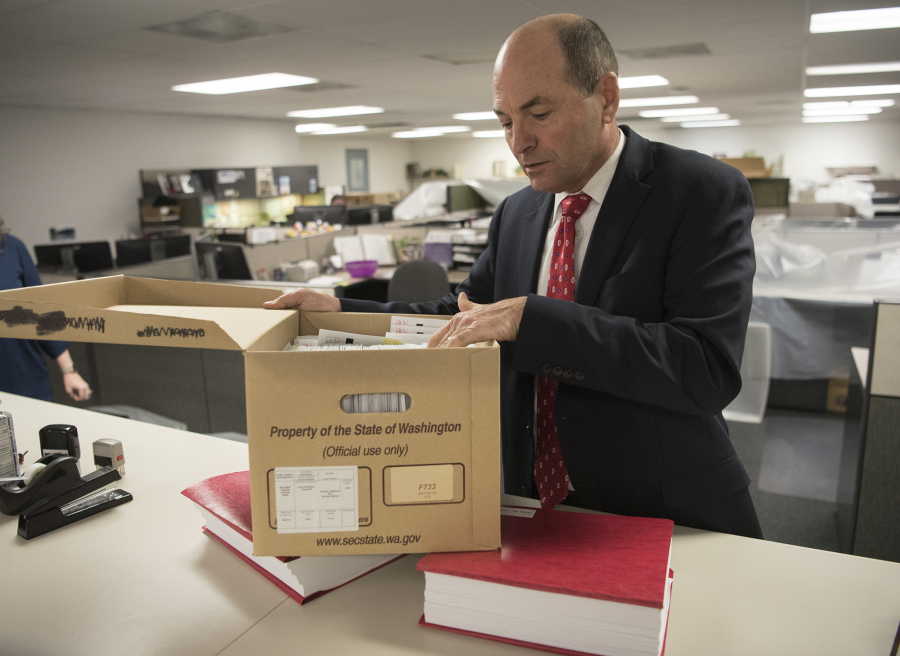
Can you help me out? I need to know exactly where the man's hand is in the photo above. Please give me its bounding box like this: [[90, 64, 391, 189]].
[[428, 292, 526, 348], [264, 288, 342, 312]]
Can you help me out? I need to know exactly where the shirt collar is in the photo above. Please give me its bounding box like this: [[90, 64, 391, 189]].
[[554, 127, 626, 210]]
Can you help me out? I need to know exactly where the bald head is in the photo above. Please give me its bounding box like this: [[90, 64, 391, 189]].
[[498, 14, 618, 98]]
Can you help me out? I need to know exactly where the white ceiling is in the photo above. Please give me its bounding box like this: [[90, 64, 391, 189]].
[[0, 0, 898, 138]]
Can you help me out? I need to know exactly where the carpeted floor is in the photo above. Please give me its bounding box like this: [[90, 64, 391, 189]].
[[727, 409, 844, 552]]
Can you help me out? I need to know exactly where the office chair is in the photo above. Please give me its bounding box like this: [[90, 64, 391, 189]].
[[387, 260, 450, 303]]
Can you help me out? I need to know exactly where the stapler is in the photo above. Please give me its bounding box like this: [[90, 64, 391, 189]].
[[0, 453, 132, 539]]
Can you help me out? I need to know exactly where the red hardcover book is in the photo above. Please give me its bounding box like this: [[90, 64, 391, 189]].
[[417, 508, 674, 656], [181, 471, 403, 605]]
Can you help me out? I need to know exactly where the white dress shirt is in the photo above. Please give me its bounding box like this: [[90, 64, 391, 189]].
[[532, 128, 626, 490], [535, 128, 626, 297]]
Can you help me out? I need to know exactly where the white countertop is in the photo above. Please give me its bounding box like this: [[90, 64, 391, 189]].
[[1, 392, 899, 656]]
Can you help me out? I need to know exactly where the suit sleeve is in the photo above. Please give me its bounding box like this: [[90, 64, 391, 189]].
[[512, 163, 755, 416]]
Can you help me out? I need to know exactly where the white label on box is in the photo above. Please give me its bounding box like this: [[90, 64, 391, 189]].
[[390, 464, 454, 503], [274, 466, 359, 533]]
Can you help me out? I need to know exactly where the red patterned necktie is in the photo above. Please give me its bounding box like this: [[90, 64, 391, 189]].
[[534, 193, 591, 510]]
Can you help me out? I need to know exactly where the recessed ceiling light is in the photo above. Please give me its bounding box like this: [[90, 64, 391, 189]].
[[618, 75, 669, 89], [662, 113, 730, 123], [640, 107, 719, 118], [288, 106, 384, 118], [810, 7, 900, 33], [311, 125, 368, 135], [173, 73, 318, 95], [453, 112, 497, 121], [806, 61, 900, 76], [619, 95, 699, 108], [803, 99, 896, 109], [680, 119, 740, 128], [804, 84, 900, 97], [803, 107, 882, 116], [294, 123, 336, 133], [802, 115, 870, 123], [473, 130, 505, 138]]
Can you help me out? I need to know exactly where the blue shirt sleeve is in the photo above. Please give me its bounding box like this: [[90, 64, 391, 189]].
[[2, 235, 69, 358]]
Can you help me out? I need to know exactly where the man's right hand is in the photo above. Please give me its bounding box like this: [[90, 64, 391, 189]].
[[264, 288, 342, 312]]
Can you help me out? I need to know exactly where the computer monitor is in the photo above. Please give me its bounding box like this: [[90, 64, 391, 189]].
[[115, 235, 192, 267], [347, 207, 379, 226], [292, 205, 348, 226], [115, 239, 153, 267], [346, 205, 394, 226], [194, 241, 252, 280], [446, 185, 487, 214], [162, 234, 192, 258], [34, 241, 114, 273], [748, 178, 790, 210]]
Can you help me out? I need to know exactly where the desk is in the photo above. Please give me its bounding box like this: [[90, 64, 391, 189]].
[[217, 266, 470, 301], [2, 393, 899, 656]]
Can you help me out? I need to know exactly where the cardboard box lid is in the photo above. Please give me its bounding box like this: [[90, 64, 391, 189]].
[[0, 275, 297, 352]]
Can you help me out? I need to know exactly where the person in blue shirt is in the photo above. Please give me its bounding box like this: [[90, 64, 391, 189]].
[[0, 216, 92, 402]]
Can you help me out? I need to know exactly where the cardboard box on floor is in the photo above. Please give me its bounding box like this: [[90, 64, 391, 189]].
[[0, 276, 501, 556]]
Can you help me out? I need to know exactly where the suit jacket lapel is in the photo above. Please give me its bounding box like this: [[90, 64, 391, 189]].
[[517, 191, 555, 297], [575, 126, 654, 306]]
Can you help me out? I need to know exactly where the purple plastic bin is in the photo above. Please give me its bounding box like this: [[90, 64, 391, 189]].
[[345, 260, 378, 277]]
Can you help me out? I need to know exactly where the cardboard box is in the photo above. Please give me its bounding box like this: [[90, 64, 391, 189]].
[[0, 276, 501, 557], [140, 206, 181, 223], [719, 157, 773, 179], [345, 192, 393, 206]]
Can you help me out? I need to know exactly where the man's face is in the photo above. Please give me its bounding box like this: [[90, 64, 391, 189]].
[[493, 30, 617, 194]]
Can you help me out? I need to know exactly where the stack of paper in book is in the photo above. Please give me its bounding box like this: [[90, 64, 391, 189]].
[[417, 507, 674, 656], [181, 471, 402, 605]]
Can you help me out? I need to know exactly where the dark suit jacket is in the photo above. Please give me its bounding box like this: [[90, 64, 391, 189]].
[[342, 125, 757, 527]]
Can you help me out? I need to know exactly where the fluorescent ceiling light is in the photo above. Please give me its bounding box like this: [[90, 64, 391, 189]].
[[425, 126, 471, 134], [803, 99, 895, 109], [680, 119, 741, 128], [619, 95, 699, 108], [473, 130, 505, 138], [453, 111, 497, 121], [662, 113, 730, 123], [803, 107, 882, 116], [311, 125, 368, 135], [288, 106, 384, 118], [640, 107, 719, 118], [393, 130, 441, 138], [393, 126, 471, 138], [802, 115, 870, 123], [806, 61, 900, 76], [810, 7, 900, 33], [294, 123, 336, 133], [173, 73, 318, 95], [805, 84, 900, 97], [618, 75, 669, 89]]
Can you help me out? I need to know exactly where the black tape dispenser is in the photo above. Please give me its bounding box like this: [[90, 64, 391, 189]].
[[0, 427, 132, 539]]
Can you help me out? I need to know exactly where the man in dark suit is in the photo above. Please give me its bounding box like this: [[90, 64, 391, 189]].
[[266, 14, 762, 538]]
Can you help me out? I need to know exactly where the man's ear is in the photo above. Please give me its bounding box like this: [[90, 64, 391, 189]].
[[596, 72, 619, 124]]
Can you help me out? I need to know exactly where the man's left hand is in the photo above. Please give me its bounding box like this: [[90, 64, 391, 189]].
[[428, 292, 526, 348]]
